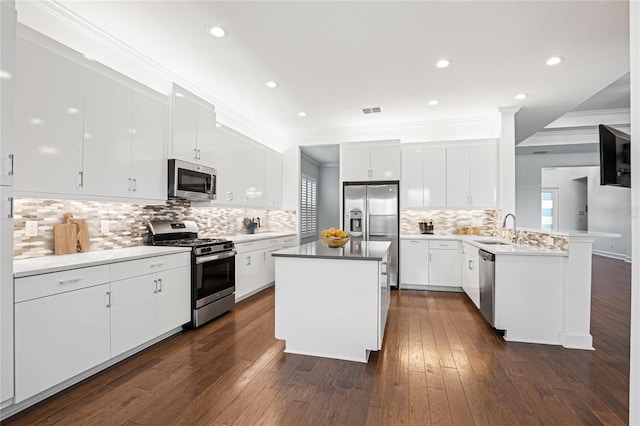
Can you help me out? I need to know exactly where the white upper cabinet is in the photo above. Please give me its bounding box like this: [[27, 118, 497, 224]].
[[14, 29, 167, 203], [446, 140, 497, 209], [342, 141, 401, 182], [170, 84, 217, 167], [83, 69, 167, 202], [230, 137, 266, 206], [130, 90, 167, 201], [83, 68, 132, 198], [171, 89, 198, 162], [14, 36, 85, 196], [0, 1, 16, 187], [401, 145, 447, 209], [265, 150, 282, 209]]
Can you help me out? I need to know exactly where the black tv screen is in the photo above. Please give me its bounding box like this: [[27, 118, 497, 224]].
[[599, 124, 631, 188]]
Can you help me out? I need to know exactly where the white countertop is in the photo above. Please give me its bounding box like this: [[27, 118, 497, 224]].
[[519, 227, 621, 238], [217, 231, 297, 244], [401, 234, 567, 257], [14, 246, 192, 278]]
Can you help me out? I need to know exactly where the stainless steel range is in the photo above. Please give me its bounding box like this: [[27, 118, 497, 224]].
[[147, 220, 236, 327]]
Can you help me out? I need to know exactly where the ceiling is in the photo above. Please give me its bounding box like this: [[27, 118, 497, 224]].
[[35, 1, 630, 150]]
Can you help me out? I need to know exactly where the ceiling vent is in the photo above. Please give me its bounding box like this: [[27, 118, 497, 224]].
[[532, 150, 550, 154], [361, 106, 382, 115]]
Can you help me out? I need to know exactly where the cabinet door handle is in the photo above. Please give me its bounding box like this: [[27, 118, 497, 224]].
[[106, 291, 111, 308], [132, 178, 137, 192], [193, 148, 198, 159], [153, 279, 158, 293], [7, 197, 13, 219], [468, 260, 473, 270], [77, 171, 84, 188], [7, 154, 14, 176], [150, 262, 164, 268], [157, 278, 163, 293], [128, 177, 132, 191], [197, 149, 201, 159], [429, 253, 432, 261], [246, 256, 251, 266], [58, 277, 81, 284]]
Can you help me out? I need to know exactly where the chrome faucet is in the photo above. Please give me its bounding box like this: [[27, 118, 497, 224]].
[[502, 213, 517, 243]]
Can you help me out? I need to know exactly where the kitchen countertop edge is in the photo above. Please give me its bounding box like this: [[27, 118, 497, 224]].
[[273, 241, 391, 261], [14, 246, 193, 278], [219, 231, 298, 243]]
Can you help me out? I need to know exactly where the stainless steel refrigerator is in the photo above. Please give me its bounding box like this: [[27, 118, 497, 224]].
[[343, 182, 399, 288]]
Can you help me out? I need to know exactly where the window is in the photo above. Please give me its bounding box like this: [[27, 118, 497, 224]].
[[541, 188, 558, 230], [300, 174, 317, 238]]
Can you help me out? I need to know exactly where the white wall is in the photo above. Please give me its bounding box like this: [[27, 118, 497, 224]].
[[541, 168, 589, 231], [542, 166, 631, 260], [318, 165, 340, 233], [515, 152, 598, 228]]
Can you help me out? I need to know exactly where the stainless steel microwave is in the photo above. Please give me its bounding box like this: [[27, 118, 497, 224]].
[[168, 159, 216, 201]]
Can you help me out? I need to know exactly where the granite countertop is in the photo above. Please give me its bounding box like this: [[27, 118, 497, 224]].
[[518, 227, 621, 238], [272, 240, 391, 261], [401, 234, 567, 257], [14, 246, 192, 278]]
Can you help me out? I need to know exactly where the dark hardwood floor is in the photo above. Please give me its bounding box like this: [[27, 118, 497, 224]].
[[4, 255, 630, 425]]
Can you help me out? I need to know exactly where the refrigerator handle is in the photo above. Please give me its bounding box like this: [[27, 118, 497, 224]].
[[365, 199, 370, 241]]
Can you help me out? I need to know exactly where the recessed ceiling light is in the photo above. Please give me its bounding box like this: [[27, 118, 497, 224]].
[[66, 107, 79, 114], [546, 56, 562, 66], [436, 59, 450, 68], [428, 99, 439, 106], [298, 112, 307, 117], [515, 93, 528, 100], [265, 81, 278, 88], [29, 117, 43, 125], [209, 26, 227, 38]]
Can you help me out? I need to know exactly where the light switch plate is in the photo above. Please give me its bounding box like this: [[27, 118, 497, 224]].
[[101, 220, 110, 234], [546, 236, 554, 245], [25, 221, 38, 237]]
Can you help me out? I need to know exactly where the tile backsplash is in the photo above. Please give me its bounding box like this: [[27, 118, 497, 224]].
[[13, 198, 296, 259], [401, 209, 499, 235]]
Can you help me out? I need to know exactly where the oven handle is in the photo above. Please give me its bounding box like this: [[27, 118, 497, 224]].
[[195, 250, 237, 264]]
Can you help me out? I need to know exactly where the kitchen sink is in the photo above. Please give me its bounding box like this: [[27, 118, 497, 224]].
[[477, 241, 510, 245]]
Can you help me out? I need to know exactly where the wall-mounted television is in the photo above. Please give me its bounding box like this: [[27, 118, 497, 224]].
[[599, 124, 631, 188]]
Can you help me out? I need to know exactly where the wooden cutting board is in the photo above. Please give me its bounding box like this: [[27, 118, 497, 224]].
[[76, 219, 90, 252], [54, 223, 77, 255]]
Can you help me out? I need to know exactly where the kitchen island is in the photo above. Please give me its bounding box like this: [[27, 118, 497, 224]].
[[272, 240, 391, 363]]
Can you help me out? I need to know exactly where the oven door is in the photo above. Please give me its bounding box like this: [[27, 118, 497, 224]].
[[194, 251, 236, 308]]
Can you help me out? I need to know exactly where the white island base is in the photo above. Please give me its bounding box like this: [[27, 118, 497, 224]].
[[274, 241, 390, 363]]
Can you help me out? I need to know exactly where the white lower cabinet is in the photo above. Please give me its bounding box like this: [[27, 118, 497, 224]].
[[14, 282, 111, 402], [428, 240, 461, 287], [110, 255, 190, 356], [13, 252, 190, 403], [400, 239, 461, 290], [461, 243, 480, 307], [235, 236, 296, 301], [400, 239, 429, 288]]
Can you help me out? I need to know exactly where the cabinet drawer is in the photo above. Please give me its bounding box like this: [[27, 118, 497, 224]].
[[15, 265, 110, 303], [111, 253, 190, 282], [234, 239, 271, 254], [429, 240, 459, 250], [279, 236, 297, 248]]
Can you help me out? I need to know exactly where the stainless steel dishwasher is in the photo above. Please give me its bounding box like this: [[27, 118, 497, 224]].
[[478, 249, 496, 327]]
